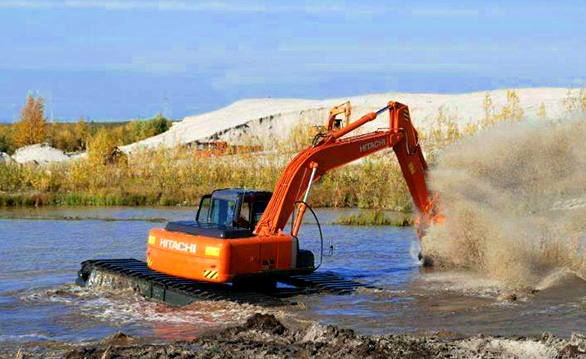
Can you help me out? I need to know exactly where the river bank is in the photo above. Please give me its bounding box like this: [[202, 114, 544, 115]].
[[3, 313, 584, 359]]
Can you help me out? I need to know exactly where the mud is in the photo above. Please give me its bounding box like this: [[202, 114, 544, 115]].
[[4, 313, 586, 359]]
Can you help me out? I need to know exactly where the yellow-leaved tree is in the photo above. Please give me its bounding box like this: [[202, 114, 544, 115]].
[[87, 127, 120, 166], [14, 94, 47, 147], [74, 117, 90, 150]]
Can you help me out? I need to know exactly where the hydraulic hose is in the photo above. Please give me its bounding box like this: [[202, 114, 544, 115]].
[[311, 133, 327, 147], [291, 200, 333, 270]]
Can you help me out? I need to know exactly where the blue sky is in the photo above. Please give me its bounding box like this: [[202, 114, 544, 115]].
[[0, 0, 585, 122]]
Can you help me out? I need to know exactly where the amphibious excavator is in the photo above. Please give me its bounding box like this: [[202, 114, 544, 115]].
[[77, 101, 442, 305]]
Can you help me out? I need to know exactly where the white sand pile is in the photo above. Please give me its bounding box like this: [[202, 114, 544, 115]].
[[7, 88, 570, 163], [0, 152, 12, 163], [12, 143, 70, 164], [123, 88, 571, 152], [122, 98, 321, 152]]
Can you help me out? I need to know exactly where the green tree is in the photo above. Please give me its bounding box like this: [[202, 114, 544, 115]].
[[14, 94, 47, 147], [48, 121, 58, 147], [0, 125, 15, 154], [145, 113, 171, 136], [122, 114, 171, 145], [126, 119, 144, 143]]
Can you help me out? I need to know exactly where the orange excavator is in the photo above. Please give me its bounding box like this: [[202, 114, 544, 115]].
[[77, 100, 442, 305], [144, 101, 443, 285]]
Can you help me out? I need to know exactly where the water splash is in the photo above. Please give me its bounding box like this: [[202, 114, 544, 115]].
[[422, 117, 586, 289]]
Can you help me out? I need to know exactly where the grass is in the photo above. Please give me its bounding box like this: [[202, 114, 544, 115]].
[[2, 89, 584, 210], [0, 149, 414, 210], [335, 210, 414, 226]]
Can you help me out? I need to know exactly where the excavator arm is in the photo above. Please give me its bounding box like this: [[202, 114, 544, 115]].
[[254, 101, 442, 239]]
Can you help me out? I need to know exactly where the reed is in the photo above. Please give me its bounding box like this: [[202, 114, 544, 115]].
[[335, 210, 414, 226], [2, 90, 572, 210], [0, 148, 416, 210]]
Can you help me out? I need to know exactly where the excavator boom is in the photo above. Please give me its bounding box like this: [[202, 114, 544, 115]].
[[254, 101, 440, 238]]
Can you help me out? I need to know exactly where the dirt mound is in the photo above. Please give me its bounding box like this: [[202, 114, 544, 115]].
[[51, 313, 580, 359], [238, 313, 286, 335], [100, 331, 133, 346]]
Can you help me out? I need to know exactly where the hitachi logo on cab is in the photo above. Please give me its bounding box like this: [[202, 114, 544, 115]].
[[359, 138, 386, 153], [159, 238, 197, 253]]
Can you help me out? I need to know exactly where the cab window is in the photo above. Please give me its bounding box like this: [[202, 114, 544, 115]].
[[211, 198, 236, 226], [196, 195, 211, 222], [235, 197, 251, 228], [252, 199, 269, 226]]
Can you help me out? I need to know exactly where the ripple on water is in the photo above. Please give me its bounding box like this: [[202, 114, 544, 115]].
[[13, 282, 286, 342]]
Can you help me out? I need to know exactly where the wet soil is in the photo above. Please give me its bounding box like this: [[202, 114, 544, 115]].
[[4, 313, 586, 359]]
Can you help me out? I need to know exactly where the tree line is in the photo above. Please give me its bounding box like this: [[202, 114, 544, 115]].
[[0, 93, 172, 154]]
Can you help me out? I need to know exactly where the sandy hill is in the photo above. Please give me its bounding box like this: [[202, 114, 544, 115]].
[[122, 88, 572, 153]]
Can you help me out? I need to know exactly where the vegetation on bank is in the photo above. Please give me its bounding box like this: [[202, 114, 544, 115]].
[[1, 89, 585, 209], [335, 210, 414, 226], [0, 149, 414, 209], [0, 93, 172, 154]]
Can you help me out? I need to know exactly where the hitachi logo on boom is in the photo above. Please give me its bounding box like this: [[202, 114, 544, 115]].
[[159, 238, 197, 253], [359, 138, 386, 153]]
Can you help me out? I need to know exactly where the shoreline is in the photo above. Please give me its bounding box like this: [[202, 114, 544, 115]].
[[0, 204, 414, 227], [2, 313, 584, 359]]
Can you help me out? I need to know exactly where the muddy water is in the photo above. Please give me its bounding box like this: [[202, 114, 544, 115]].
[[1, 207, 586, 344]]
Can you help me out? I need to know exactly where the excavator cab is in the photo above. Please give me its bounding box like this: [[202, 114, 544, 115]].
[[146, 189, 316, 284], [194, 189, 271, 234], [161, 189, 274, 241]]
